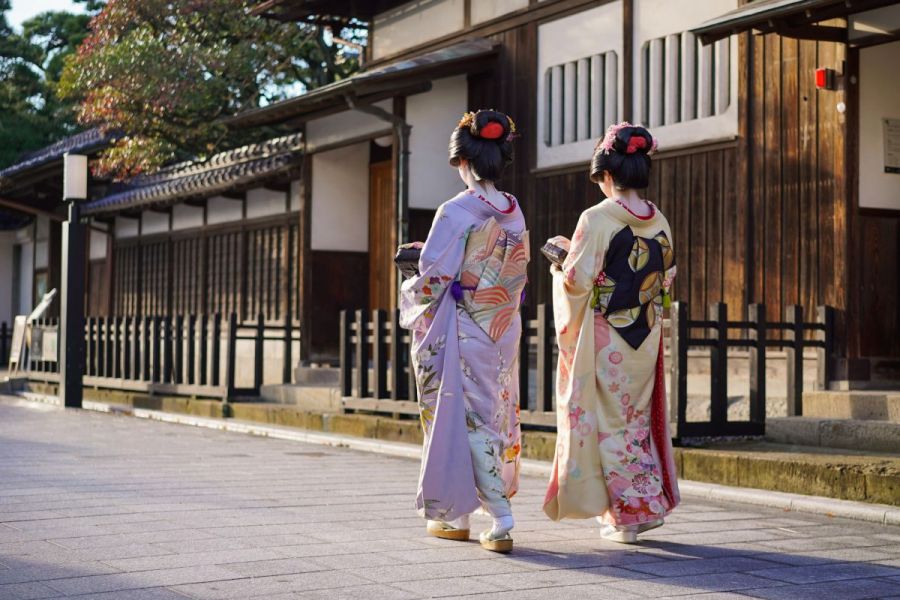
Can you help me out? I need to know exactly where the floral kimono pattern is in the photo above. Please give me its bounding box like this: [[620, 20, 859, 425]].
[[543, 199, 680, 527], [400, 190, 528, 521]]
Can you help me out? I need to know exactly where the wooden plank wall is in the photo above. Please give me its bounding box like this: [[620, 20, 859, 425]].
[[108, 219, 300, 324]]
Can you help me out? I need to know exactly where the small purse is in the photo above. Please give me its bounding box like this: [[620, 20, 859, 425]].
[[540, 242, 568, 266], [394, 245, 421, 279]]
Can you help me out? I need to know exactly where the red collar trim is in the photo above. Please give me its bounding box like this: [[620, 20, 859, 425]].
[[614, 199, 655, 220]]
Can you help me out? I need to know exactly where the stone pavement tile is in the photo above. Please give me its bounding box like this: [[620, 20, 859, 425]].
[[462, 584, 646, 599], [292, 584, 422, 600], [677, 511, 767, 522], [0, 560, 120, 585], [43, 565, 241, 596], [606, 572, 783, 596], [740, 578, 899, 600], [750, 547, 898, 565], [150, 537, 261, 554], [651, 529, 793, 546], [61, 587, 192, 600], [52, 529, 220, 550], [216, 557, 329, 577], [0, 510, 68, 523], [101, 547, 286, 573], [748, 561, 899, 584], [171, 570, 372, 599], [307, 525, 427, 543], [307, 551, 405, 570], [509, 549, 661, 570], [626, 556, 783, 578], [216, 534, 322, 548], [467, 565, 653, 591], [660, 594, 760, 600], [0, 581, 63, 599], [390, 574, 510, 597], [756, 535, 889, 552], [354, 558, 530, 584]]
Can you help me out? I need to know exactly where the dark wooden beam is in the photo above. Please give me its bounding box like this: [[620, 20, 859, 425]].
[[771, 24, 848, 43], [0, 196, 64, 222]]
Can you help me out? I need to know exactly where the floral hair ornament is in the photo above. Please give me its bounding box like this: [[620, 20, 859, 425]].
[[458, 111, 476, 129], [596, 121, 658, 155], [480, 121, 505, 139]]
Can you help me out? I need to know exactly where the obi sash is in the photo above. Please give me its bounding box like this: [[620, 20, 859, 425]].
[[456, 217, 529, 342]]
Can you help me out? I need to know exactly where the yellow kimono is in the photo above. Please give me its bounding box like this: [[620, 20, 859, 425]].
[[543, 199, 680, 526]]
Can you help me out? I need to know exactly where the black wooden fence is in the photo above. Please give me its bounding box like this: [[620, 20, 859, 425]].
[[17, 314, 300, 399], [340, 302, 835, 439], [0, 321, 11, 365]]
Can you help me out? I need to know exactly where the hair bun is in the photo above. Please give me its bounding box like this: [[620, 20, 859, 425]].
[[614, 126, 655, 155]]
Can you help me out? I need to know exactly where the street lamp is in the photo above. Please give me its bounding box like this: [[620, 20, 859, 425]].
[[59, 153, 87, 408]]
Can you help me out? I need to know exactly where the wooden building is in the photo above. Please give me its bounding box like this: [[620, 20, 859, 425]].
[[2, 0, 897, 390]]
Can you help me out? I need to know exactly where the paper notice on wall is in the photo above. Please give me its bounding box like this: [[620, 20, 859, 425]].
[[884, 118, 900, 174]]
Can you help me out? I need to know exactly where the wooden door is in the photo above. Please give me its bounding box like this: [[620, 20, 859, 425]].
[[368, 160, 395, 312]]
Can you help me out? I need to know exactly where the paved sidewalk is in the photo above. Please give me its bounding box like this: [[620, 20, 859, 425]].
[[1, 400, 898, 600]]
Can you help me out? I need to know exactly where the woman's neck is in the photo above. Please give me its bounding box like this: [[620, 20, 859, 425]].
[[608, 189, 651, 216], [469, 181, 512, 211]]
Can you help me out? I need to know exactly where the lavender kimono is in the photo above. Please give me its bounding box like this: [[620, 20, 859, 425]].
[[400, 190, 529, 521]]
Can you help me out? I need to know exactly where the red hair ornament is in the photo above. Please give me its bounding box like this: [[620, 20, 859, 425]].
[[626, 136, 647, 154], [479, 121, 505, 140]]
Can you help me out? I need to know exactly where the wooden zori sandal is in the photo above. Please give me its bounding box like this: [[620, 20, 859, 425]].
[[479, 530, 513, 553], [426, 520, 470, 541]]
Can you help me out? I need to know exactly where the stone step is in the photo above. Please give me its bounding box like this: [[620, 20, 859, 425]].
[[802, 390, 900, 422], [258, 383, 341, 413], [292, 366, 340, 386], [766, 416, 900, 454]]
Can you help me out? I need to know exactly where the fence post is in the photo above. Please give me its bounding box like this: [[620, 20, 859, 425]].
[[671, 301, 688, 439], [282, 318, 293, 385], [142, 316, 151, 381], [199, 314, 208, 386], [122, 316, 131, 380], [816, 305, 835, 392], [0, 321, 7, 365], [114, 316, 123, 379], [152, 317, 162, 383], [187, 315, 197, 385], [355, 309, 369, 399], [339, 310, 352, 397], [519, 312, 530, 413], [225, 312, 237, 398], [748, 303, 767, 426], [162, 316, 172, 383], [536, 303, 553, 412], [709, 303, 728, 427], [390, 309, 406, 400], [84, 317, 93, 377], [211, 314, 221, 387], [105, 316, 113, 377], [373, 309, 388, 399], [254, 313, 265, 393], [785, 304, 804, 416], [174, 315, 185, 384]]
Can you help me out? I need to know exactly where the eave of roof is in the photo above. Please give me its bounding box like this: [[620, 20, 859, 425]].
[[228, 38, 498, 129], [692, 0, 900, 44], [82, 132, 304, 216], [0, 128, 120, 185], [250, 0, 409, 20]]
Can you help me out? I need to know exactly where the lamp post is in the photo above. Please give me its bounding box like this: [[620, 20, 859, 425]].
[[59, 153, 87, 408]]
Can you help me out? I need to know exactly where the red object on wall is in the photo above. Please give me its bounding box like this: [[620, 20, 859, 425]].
[[815, 68, 835, 90]]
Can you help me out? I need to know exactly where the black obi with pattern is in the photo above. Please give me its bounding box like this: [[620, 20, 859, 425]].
[[592, 227, 675, 350]]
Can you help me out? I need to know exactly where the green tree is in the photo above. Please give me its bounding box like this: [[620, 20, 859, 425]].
[[60, 0, 364, 180], [0, 0, 99, 168]]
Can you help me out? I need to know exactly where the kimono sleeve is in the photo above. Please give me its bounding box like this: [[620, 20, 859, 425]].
[[399, 203, 470, 332], [551, 210, 604, 353]]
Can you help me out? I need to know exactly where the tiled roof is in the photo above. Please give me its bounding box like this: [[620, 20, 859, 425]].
[[0, 128, 120, 182], [82, 132, 304, 215]]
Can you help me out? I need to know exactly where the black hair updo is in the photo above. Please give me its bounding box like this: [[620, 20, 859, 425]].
[[448, 109, 515, 182], [590, 123, 655, 189]]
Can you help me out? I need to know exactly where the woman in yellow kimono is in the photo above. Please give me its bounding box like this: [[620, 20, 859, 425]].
[[543, 123, 680, 544]]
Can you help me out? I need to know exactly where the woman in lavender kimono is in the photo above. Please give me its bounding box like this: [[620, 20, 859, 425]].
[[543, 123, 680, 543], [400, 110, 529, 553]]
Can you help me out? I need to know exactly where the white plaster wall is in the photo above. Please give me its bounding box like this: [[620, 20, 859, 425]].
[[89, 230, 108, 261], [141, 211, 169, 235], [115, 216, 139, 239], [34, 241, 49, 270], [246, 187, 287, 220], [859, 40, 900, 211], [206, 196, 243, 225], [633, 0, 738, 150], [311, 143, 369, 252], [171, 204, 204, 231], [537, 2, 624, 168], [17, 238, 33, 315], [471, 0, 528, 24], [306, 100, 393, 148], [372, 0, 465, 60], [0, 231, 15, 325], [407, 76, 467, 209], [289, 179, 302, 212], [850, 5, 900, 41]]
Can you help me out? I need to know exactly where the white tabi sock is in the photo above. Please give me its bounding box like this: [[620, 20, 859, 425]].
[[490, 515, 514, 537]]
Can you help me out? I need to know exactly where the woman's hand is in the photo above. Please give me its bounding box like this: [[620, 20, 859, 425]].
[[546, 236, 571, 252], [399, 241, 424, 250]]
